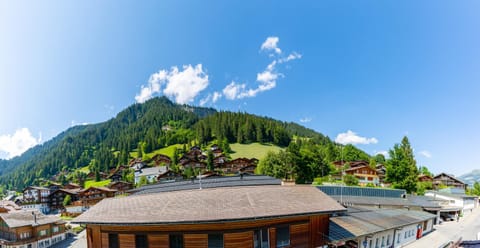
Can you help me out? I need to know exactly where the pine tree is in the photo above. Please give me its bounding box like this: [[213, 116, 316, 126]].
[[385, 136, 419, 193]]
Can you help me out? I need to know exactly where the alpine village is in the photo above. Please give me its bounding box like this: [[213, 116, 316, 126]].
[[0, 97, 477, 248]]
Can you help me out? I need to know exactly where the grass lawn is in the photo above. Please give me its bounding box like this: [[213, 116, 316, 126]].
[[84, 179, 111, 189], [130, 144, 184, 159], [230, 143, 283, 160]]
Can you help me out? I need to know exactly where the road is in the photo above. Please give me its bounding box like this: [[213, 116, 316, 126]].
[[406, 207, 480, 248], [50, 230, 86, 248]]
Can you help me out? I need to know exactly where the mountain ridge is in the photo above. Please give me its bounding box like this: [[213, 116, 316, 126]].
[[0, 96, 367, 190]]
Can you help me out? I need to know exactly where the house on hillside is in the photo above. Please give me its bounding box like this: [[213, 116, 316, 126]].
[[218, 158, 258, 175], [0, 210, 67, 247], [433, 173, 467, 190], [108, 181, 133, 195], [74, 185, 346, 248], [63, 183, 82, 190], [48, 188, 81, 212], [157, 169, 183, 182], [344, 165, 379, 186], [134, 166, 167, 184], [151, 154, 172, 166], [418, 174, 433, 183], [78, 187, 117, 207], [22, 186, 51, 214]]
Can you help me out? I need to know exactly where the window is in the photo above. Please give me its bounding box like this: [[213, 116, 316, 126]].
[[254, 229, 269, 248], [109, 233, 119, 248], [169, 234, 183, 248], [208, 234, 224, 248], [369, 239, 372, 248], [404, 232, 407, 239], [53, 226, 59, 233], [39, 230, 47, 236], [375, 238, 379, 248], [276, 226, 290, 248], [397, 233, 401, 243], [135, 234, 148, 248], [381, 236, 385, 247], [387, 235, 390, 245]]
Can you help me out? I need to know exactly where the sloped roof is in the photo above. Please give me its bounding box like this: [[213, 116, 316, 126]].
[[329, 209, 436, 242], [74, 185, 346, 225], [0, 210, 64, 228], [130, 175, 282, 195], [433, 172, 465, 184]]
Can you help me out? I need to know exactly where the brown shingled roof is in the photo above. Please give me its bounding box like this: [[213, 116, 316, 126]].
[[74, 185, 345, 225], [0, 210, 64, 228]]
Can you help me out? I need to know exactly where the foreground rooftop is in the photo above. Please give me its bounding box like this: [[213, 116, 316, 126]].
[[74, 185, 345, 225]]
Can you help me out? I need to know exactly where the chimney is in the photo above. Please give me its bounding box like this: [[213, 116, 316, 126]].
[[32, 211, 37, 224]]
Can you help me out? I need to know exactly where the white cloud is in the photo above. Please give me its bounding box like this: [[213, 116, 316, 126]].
[[212, 92, 222, 103], [0, 128, 41, 159], [278, 52, 302, 63], [70, 120, 90, 127], [335, 130, 378, 145], [199, 95, 211, 106], [135, 64, 209, 104], [300, 117, 312, 123], [222, 81, 246, 100], [419, 150, 432, 158], [261, 36, 281, 54]]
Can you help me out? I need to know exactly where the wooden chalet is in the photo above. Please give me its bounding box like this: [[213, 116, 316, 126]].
[[376, 164, 387, 183], [181, 159, 206, 170], [219, 157, 258, 175], [345, 165, 379, 186], [78, 187, 117, 206], [0, 210, 66, 247], [108, 181, 133, 195], [418, 174, 433, 183], [48, 188, 81, 211], [157, 170, 183, 182], [74, 185, 346, 248], [63, 183, 82, 190], [433, 173, 467, 190], [333, 160, 370, 170], [151, 154, 172, 166]]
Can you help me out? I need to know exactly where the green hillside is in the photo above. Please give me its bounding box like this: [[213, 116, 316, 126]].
[[230, 143, 283, 160], [0, 96, 370, 190]]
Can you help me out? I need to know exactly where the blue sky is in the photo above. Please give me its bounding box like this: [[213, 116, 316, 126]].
[[1, 1, 479, 176]]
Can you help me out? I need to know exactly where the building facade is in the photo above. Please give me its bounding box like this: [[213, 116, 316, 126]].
[[75, 185, 346, 248], [0, 210, 66, 248]]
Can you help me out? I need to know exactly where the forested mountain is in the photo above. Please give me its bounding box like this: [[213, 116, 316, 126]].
[[0, 97, 370, 190]]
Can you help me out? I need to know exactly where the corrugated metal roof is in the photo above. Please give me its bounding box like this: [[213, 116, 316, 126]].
[[130, 175, 282, 195], [317, 185, 406, 198], [329, 209, 436, 242]]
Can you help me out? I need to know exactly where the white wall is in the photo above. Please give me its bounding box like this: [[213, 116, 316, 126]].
[[356, 221, 433, 248]]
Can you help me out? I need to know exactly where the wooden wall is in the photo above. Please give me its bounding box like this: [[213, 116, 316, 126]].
[[224, 231, 253, 248], [85, 213, 332, 248]]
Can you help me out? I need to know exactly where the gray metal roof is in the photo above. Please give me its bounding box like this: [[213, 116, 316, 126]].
[[317, 185, 406, 198], [74, 185, 346, 225], [329, 208, 436, 242], [130, 175, 282, 195]]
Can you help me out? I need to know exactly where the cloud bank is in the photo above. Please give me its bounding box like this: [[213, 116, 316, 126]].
[[0, 128, 41, 159], [335, 130, 378, 145], [136, 64, 209, 104]]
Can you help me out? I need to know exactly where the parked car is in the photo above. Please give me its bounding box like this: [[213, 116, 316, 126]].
[[441, 213, 455, 221]]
